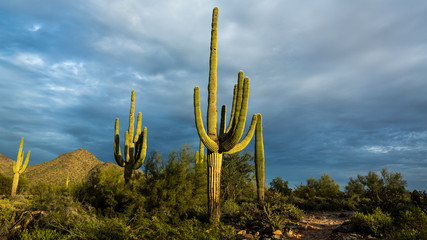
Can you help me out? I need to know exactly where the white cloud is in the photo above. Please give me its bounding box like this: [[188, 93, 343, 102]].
[[28, 24, 41, 32], [363, 145, 411, 154], [15, 54, 44, 66]]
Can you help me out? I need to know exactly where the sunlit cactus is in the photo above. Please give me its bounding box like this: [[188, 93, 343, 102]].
[[193, 7, 262, 222], [255, 114, 265, 202], [11, 138, 30, 197], [194, 140, 206, 165], [66, 172, 70, 189], [114, 90, 147, 186]]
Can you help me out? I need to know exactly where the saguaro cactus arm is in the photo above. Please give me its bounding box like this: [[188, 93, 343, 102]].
[[224, 114, 258, 155], [220, 76, 250, 152], [13, 138, 30, 174], [114, 118, 125, 167], [194, 86, 219, 152], [133, 126, 147, 169]]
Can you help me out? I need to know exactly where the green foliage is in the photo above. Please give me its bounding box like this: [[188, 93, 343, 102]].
[[221, 200, 241, 218], [20, 227, 65, 240], [269, 177, 292, 196], [236, 192, 303, 233], [141, 145, 201, 222], [72, 167, 139, 216], [221, 152, 255, 202], [345, 168, 408, 213], [0, 197, 18, 235], [0, 172, 28, 196], [294, 173, 340, 199], [391, 207, 427, 240], [293, 173, 347, 210], [349, 207, 393, 237]]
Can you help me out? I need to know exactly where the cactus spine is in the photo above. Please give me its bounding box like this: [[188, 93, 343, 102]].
[[11, 138, 30, 197], [255, 114, 265, 202], [193, 7, 261, 222], [114, 90, 147, 186]]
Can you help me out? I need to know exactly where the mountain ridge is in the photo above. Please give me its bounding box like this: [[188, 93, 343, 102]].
[[0, 149, 120, 186]]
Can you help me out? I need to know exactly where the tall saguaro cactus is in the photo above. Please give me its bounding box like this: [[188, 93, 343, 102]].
[[193, 7, 262, 222], [114, 90, 147, 186], [255, 114, 265, 202], [11, 138, 30, 197]]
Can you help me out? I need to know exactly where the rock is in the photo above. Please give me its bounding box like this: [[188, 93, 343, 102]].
[[333, 223, 349, 233], [244, 233, 254, 239]]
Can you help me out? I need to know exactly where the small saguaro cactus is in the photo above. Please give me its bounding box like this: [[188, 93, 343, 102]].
[[114, 90, 147, 186], [11, 138, 30, 197], [255, 114, 265, 202], [194, 140, 206, 166], [193, 7, 263, 223], [66, 172, 70, 189]]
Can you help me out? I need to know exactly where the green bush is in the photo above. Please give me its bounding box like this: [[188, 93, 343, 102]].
[[392, 207, 427, 240], [20, 227, 65, 240], [350, 207, 393, 237], [72, 167, 140, 216], [269, 177, 292, 196], [221, 200, 241, 218], [221, 152, 256, 202]]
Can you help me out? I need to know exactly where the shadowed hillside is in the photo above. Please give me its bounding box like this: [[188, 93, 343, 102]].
[[0, 153, 13, 176], [24, 149, 106, 186]]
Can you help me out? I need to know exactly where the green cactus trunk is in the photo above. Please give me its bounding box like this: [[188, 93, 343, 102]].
[[114, 90, 147, 187], [11, 138, 30, 197], [255, 115, 265, 202], [207, 151, 222, 222], [193, 7, 261, 223], [11, 173, 20, 197]]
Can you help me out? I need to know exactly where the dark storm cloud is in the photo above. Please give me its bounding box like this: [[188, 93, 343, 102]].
[[1, 0, 427, 190]]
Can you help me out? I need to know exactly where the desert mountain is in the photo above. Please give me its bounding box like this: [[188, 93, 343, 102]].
[[24, 149, 104, 186], [0, 153, 13, 176]]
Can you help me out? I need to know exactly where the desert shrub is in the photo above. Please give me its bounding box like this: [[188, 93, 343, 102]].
[[72, 167, 140, 216], [391, 206, 427, 240], [0, 173, 29, 196], [0, 172, 12, 196], [130, 214, 236, 240], [294, 173, 341, 199], [237, 202, 262, 230], [0, 198, 17, 237], [20, 227, 65, 240], [269, 177, 292, 196], [349, 207, 393, 237], [221, 152, 255, 202], [259, 192, 303, 232], [345, 168, 409, 213], [221, 200, 241, 218], [141, 145, 202, 223]]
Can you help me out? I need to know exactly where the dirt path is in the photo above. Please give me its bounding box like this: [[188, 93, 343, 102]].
[[285, 211, 367, 240]]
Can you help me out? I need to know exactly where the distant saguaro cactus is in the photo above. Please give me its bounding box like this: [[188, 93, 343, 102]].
[[193, 7, 263, 222], [114, 90, 147, 186], [11, 138, 30, 197], [194, 140, 206, 166]]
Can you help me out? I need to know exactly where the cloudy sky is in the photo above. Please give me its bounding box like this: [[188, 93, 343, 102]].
[[1, 0, 427, 190]]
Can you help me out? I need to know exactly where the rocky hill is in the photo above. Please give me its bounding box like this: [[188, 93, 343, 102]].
[[0, 149, 120, 186], [0, 153, 13, 176]]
